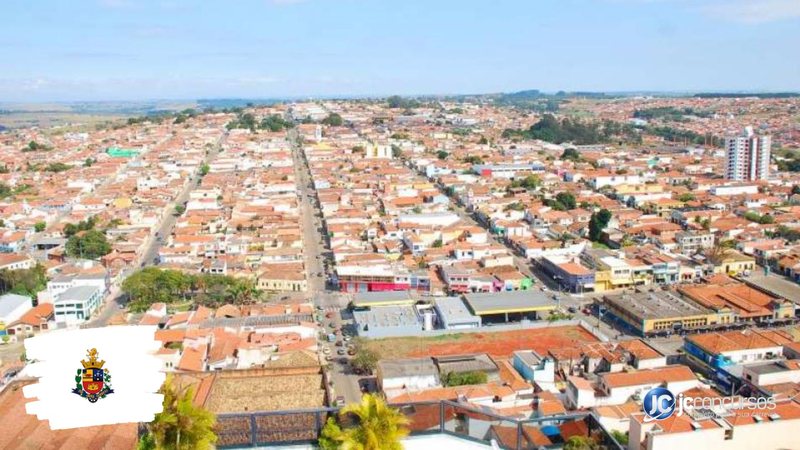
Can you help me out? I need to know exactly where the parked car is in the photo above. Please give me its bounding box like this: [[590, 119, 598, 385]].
[[567, 306, 577, 313], [334, 395, 345, 407]]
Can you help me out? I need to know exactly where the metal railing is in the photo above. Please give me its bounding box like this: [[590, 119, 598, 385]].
[[210, 400, 625, 450]]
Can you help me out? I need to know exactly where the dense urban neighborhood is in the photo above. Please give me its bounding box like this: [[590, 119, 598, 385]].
[[2, 93, 800, 450]]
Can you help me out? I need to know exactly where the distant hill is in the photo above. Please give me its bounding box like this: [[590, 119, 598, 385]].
[[197, 98, 285, 109], [693, 92, 800, 99]]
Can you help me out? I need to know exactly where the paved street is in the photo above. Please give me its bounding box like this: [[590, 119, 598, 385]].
[[86, 132, 227, 328], [289, 129, 329, 298], [288, 129, 364, 404]]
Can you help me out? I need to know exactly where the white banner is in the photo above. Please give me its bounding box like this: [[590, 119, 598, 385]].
[[22, 326, 165, 430]]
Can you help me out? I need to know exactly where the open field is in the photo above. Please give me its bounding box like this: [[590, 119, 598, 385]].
[[0, 112, 125, 130], [365, 325, 599, 359]]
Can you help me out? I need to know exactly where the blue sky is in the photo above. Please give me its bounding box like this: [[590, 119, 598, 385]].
[[1, 0, 799, 101]]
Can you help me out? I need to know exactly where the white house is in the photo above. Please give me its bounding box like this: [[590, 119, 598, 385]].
[[378, 358, 441, 398], [566, 365, 699, 409]]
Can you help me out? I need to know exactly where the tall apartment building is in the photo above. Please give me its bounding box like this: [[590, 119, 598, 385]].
[[724, 126, 771, 181]]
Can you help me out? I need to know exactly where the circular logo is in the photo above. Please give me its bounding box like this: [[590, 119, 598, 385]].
[[643, 387, 676, 420]]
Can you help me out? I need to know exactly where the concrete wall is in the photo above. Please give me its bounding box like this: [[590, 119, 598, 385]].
[[353, 318, 610, 342], [633, 418, 799, 450]]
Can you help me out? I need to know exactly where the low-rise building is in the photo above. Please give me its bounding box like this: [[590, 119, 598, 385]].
[[0, 294, 32, 334], [433, 296, 481, 330], [512, 350, 556, 392], [600, 289, 722, 336], [463, 290, 557, 323], [378, 358, 441, 397], [53, 285, 102, 325], [629, 401, 800, 450], [566, 365, 699, 409], [538, 255, 595, 293]]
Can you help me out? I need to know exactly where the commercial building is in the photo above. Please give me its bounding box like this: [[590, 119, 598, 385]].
[[600, 289, 722, 336], [683, 329, 793, 391], [377, 358, 441, 396], [352, 305, 422, 338], [678, 277, 793, 325], [580, 249, 635, 292], [53, 285, 103, 325], [335, 264, 430, 293], [724, 126, 771, 181], [433, 297, 481, 330], [0, 294, 32, 334], [538, 255, 595, 293], [463, 291, 557, 323]]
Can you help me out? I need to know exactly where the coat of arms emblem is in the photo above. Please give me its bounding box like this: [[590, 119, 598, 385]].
[[72, 348, 114, 403]]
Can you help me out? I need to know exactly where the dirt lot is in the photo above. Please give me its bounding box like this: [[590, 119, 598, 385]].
[[366, 326, 599, 359]]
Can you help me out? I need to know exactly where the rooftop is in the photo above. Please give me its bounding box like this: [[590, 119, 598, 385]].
[[602, 289, 709, 320], [353, 305, 421, 330], [463, 291, 557, 315]]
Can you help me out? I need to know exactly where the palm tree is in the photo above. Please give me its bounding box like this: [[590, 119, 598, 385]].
[[139, 375, 217, 450], [319, 394, 409, 450], [563, 436, 599, 450]]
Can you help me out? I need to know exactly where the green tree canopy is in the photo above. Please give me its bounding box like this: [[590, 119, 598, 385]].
[[561, 147, 581, 161], [321, 113, 344, 127], [122, 267, 262, 312], [588, 209, 612, 242], [259, 114, 293, 132], [139, 375, 216, 450], [442, 371, 488, 387], [0, 264, 47, 298], [548, 191, 577, 211], [63, 216, 97, 237], [319, 394, 409, 450], [65, 230, 111, 259]]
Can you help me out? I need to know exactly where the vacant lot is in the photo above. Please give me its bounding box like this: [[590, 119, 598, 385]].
[[365, 325, 598, 359]]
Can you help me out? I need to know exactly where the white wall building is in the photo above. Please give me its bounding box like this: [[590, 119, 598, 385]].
[[53, 285, 103, 325], [724, 127, 771, 181]]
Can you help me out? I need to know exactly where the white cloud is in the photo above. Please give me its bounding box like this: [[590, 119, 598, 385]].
[[97, 0, 135, 9], [700, 0, 800, 24], [607, 0, 800, 23], [268, 0, 309, 5]]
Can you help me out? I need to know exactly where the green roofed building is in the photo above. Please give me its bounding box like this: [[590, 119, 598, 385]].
[[106, 146, 140, 158]]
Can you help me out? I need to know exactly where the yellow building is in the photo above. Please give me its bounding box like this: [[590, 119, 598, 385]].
[[257, 268, 308, 292], [614, 183, 664, 195], [113, 197, 133, 209], [713, 251, 756, 276]]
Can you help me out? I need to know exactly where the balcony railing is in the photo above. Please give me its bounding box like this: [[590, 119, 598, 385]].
[[207, 400, 624, 450]]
